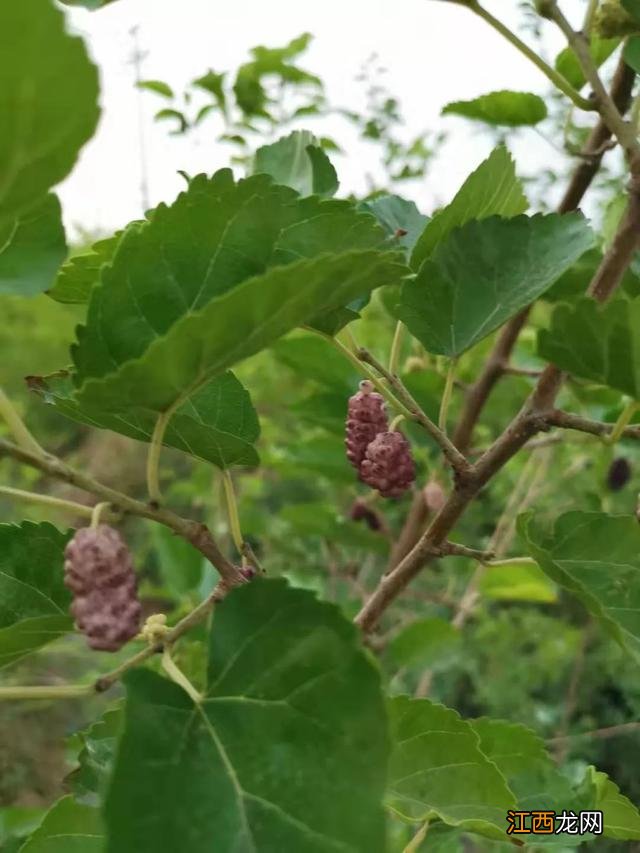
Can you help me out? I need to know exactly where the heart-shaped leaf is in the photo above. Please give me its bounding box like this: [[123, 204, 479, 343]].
[[397, 213, 594, 358], [104, 578, 389, 852], [410, 145, 527, 270]]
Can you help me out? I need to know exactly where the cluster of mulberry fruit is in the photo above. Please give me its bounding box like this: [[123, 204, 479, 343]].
[[64, 525, 142, 652], [345, 381, 415, 498]]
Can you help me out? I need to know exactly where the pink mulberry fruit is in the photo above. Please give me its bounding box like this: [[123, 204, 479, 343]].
[[345, 380, 388, 470], [64, 525, 142, 652], [360, 431, 416, 498]]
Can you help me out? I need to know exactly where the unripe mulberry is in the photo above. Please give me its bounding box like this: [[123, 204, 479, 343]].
[[594, 0, 639, 37], [64, 525, 142, 652], [360, 431, 416, 498], [345, 380, 388, 470], [423, 480, 446, 513]]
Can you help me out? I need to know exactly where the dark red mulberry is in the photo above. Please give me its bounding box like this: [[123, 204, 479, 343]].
[[360, 430, 416, 498], [345, 380, 388, 470], [607, 457, 631, 491], [349, 497, 383, 531], [64, 525, 142, 652]]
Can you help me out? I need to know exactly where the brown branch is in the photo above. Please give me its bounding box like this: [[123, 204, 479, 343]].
[[95, 580, 230, 692], [0, 437, 243, 586], [385, 488, 429, 574], [546, 410, 640, 441], [546, 721, 640, 745]]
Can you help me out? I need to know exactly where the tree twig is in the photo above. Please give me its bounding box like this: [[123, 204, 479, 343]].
[[0, 437, 243, 586]]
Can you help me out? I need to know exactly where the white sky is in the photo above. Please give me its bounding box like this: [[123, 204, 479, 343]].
[[59, 0, 586, 238]]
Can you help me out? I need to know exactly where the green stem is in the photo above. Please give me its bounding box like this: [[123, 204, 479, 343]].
[[470, 2, 595, 110], [0, 485, 98, 519], [161, 648, 202, 703], [485, 556, 538, 568], [605, 399, 639, 445], [146, 409, 173, 504], [403, 820, 429, 853], [388, 321, 405, 375], [222, 470, 244, 553], [91, 501, 111, 529], [438, 359, 457, 434], [306, 327, 413, 419], [582, 0, 599, 33], [0, 387, 45, 458], [0, 684, 93, 701], [389, 414, 405, 432]]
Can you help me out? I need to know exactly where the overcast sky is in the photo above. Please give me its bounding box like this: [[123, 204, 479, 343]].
[[59, 0, 586, 238]]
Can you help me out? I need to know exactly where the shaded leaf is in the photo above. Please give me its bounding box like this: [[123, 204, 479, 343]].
[[68, 706, 123, 804], [151, 526, 204, 595], [410, 145, 527, 271], [519, 510, 640, 658], [538, 296, 640, 399], [272, 334, 358, 393], [253, 131, 338, 198], [0, 0, 100, 224], [20, 796, 103, 852], [397, 213, 594, 358], [442, 90, 547, 127], [387, 618, 461, 670], [387, 697, 515, 840], [105, 579, 389, 852], [588, 766, 640, 840], [0, 522, 72, 668], [0, 195, 66, 296], [359, 195, 429, 257], [34, 370, 260, 470], [470, 718, 585, 816]]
